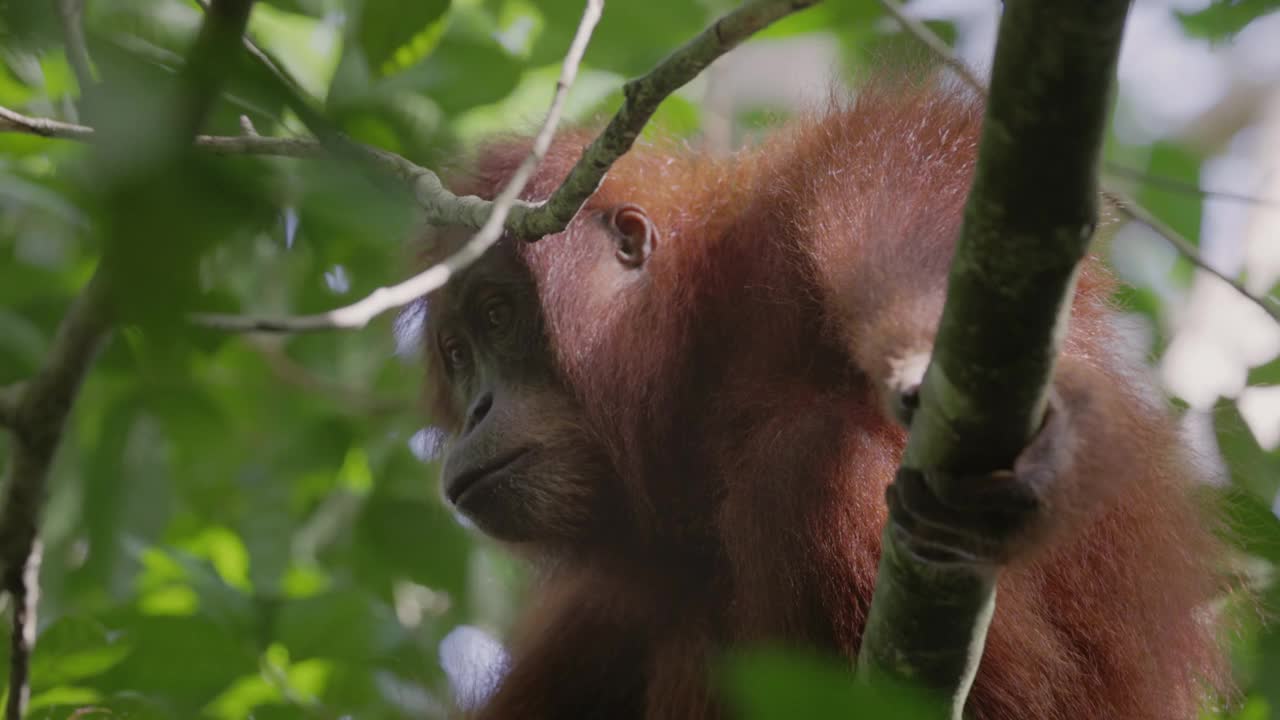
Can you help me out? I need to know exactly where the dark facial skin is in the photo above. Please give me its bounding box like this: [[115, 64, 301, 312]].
[[425, 209, 657, 548]]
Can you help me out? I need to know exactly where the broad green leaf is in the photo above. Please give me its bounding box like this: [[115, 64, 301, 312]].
[[526, 0, 708, 76], [1179, 0, 1280, 39], [722, 650, 931, 719], [276, 589, 401, 662], [353, 20, 524, 117], [1216, 400, 1280, 501], [356, 0, 451, 74], [27, 686, 102, 714], [454, 65, 621, 144], [1206, 486, 1280, 563], [354, 493, 469, 594], [0, 57, 35, 106], [29, 693, 168, 720], [29, 616, 132, 688], [89, 614, 258, 708], [249, 5, 342, 100], [1138, 143, 1204, 249]]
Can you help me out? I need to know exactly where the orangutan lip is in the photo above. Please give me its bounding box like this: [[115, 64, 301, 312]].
[[446, 448, 529, 506]]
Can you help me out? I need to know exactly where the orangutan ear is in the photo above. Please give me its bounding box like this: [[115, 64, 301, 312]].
[[607, 204, 657, 269]]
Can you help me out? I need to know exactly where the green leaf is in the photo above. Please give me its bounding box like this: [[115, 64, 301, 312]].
[[526, 0, 708, 76], [275, 589, 401, 662], [354, 493, 469, 594], [1251, 581, 1280, 713], [1215, 400, 1280, 501], [722, 650, 932, 719], [30, 616, 132, 688], [1138, 144, 1204, 247], [248, 4, 342, 99], [27, 686, 102, 714], [29, 694, 170, 720], [1207, 486, 1280, 564], [1178, 0, 1280, 40], [1247, 356, 1280, 386], [356, 0, 451, 74], [342, 20, 523, 118], [90, 614, 258, 707]]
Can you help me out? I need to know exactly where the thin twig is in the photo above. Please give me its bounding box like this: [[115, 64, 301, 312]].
[[0, 105, 94, 141], [517, 0, 821, 240], [193, 0, 817, 332], [192, 0, 608, 332], [1104, 162, 1280, 208], [1103, 190, 1280, 322], [878, 0, 984, 92], [878, 0, 1280, 326], [3, 0, 821, 335], [193, 0, 528, 230], [0, 104, 321, 155], [193, 0, 333, 135], [0, 99, 532, 240], [55, 0, 96, 94]]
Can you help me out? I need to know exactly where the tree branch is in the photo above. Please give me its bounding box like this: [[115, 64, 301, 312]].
[[193, 0, 531, 230], [1102, 189, 1280, 322], [877, 0, 983, 92], [0, 1, 257, 714], [0, 273, 112, 720], [0, 103, 509, 230], [517, 0, 821, 240], [0, 104, 317, 154], [193, 0, 817, 332], [1104, 161, 1280, 208], [3, 539, 39, 720], [4, 0, 820, 334], [858, 0, 1133, 713], [172, 0, 255, 142], [190, 0, 604, 332], [880, 0, 1280, 327]]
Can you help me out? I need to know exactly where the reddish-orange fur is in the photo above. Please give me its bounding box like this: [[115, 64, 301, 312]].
[[433, 82, 1226, 719]]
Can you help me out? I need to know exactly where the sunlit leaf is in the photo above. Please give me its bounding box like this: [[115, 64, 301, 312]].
[[29, 617, 132, 687], [722, 650, 932, 719], [356, 0, 450, 74], [1178, 0, 1280, 39]]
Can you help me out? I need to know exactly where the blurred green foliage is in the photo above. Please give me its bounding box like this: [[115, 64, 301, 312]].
[[0, 0, 1277, 717]]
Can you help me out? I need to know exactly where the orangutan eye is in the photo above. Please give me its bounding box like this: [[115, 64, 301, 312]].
[[441, 335, 469, 371], [483, 295, 513, 334]]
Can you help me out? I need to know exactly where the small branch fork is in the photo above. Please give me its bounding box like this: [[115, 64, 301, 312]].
[[878, 0, 1280, 325], [0, 0, 819, 334], [195, 0, 606, 332]]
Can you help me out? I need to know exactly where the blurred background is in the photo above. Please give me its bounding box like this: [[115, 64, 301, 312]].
[[0, 0, 1278, 717]]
